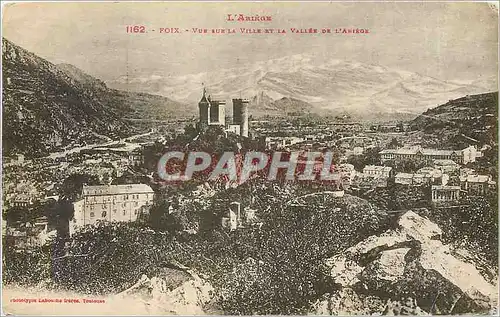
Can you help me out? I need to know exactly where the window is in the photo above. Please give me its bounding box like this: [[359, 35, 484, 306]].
[[102, 210, 107, 218], [90, 212, 95, 218], [134, 209, 138, 215], [123, 210, 126, 216], [134, 202, 138, 206]]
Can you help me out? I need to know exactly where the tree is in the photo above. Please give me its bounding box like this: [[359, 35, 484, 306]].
[[389, 137, 401, 148], [59, 173, 100, 201]]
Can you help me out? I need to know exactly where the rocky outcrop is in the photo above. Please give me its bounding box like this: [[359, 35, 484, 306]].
[[115, 267, 215, 315], [312, 211, 498, 315]]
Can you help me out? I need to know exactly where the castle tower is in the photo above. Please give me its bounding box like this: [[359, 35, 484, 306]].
[[198, 87, 210, 128], [233, 98, 249, 137], [209, 99, 226, 126]]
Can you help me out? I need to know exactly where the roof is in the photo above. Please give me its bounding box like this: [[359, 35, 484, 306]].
[[464, 175, 491, 183], [432, 185, 460, 190], [363, 165, 392, 172], [380, 148, 462, 156], [432, 185, 461, 190], [82, 184, 154, 196], [395, 172, 413, 178], [433, 159, 458, 166]]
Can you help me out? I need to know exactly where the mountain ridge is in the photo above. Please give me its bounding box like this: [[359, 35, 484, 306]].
[[106, 53, 496, 118], [2, 38, 189, 158]]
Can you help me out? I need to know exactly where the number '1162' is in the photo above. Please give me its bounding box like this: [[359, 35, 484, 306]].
[[126, 26, 146, 33]]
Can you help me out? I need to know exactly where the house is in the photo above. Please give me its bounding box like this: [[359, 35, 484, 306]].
[[433, 160, 459, 173], [221, 202, 260, 231], [395, 173, 414, 185], [128, 149, 144, 167], [460, 174, 496, 195], [416, 167, 448, 185], [338, 163, 356, 185], [394, 172, 424, 186], [380, 145, 477, 164], [70, 184, 154, 235], [222, 202, 242, 231], [353, 146, 364, 155], [431, 185, 460, 202], [362, 165, 393, 178]]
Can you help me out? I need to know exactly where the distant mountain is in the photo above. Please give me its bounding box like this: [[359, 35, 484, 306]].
[[247, 94, 314, 117], [2, 38, 131, 157], [410, 92, 498, 148], [57, 63, 108, 92], [55, 64, 191, 121], [2, 38, 188, 158], [107, 53, 497, 119]]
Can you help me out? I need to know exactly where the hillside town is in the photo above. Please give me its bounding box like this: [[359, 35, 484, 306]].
[[3, 89, 497, 246], [2, 7, 498, 312]]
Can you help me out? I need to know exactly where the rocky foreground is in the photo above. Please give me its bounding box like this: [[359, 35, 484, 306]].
[[3, 211, 498, 315], [312, 211, 498, 315]]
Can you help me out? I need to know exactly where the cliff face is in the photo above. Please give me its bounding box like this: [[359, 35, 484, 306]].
[[2, 38, 187, 158], [2, 37, 135, 158], [311, 211, 498, 315]]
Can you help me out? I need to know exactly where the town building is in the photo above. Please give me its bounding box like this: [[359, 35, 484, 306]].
[[222, 202, 242, 231], [395, 173, 414, 185], [379, 145, 477, 164], [265, 136, 304, 149], [416, 167, 449, 185], [460, 174, 496, 195], [433, 159, 459, 174], [226, 124, 241, 135], [70, 184, 154, 235], [221, 202, 261, 231], [338, 163, 356, 185], [353, 146, 364, 156], [395, 169, 448, 186], [431, 185, 460, 202], [362, 165, 393, 178], [4, 216, 53, 248], [128, 149, 144, 167]]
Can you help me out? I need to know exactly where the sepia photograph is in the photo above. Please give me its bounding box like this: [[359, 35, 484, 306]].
[[1, 1, 499, 315]]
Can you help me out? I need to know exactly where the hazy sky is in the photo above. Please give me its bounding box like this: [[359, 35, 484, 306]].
[[2, 2, 498, 83]]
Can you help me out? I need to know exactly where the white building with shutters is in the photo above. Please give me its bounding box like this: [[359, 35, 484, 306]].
[[70, 184, 154, 235]]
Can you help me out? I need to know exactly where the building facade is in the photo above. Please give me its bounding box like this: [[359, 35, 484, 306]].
[[362, 165, 393, 178], [460, 174, 496, 195], [70, 184, 154, 235], [431, 185, 460, 202], [222, 202, 242, 231], [380, 146, 477, 164]]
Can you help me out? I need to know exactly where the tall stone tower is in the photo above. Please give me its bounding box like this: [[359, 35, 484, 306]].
[[199, 87, 226, 128], [232, 98, 249, 137], [209, 100, 226, 126], [198, 87, 210, 128]]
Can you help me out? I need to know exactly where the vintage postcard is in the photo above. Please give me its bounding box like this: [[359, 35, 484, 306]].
[[1, 1, 498, 315]]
